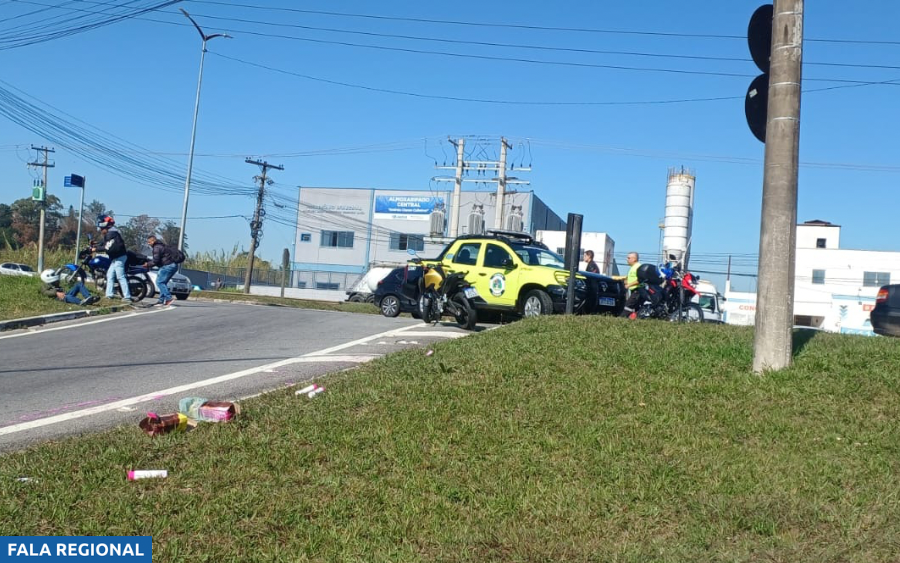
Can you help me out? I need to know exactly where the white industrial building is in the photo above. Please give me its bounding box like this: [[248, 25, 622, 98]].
[[534, 231, 616, 276], [724, 220, 897, 335], [289, 187, 566, 294]]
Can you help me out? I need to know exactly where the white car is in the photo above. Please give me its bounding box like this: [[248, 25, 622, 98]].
[[0, 262, 36, 277], [146, 269, 193, 301]]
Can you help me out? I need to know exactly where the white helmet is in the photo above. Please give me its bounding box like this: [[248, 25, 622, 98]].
[[40, 269, 60, 284]]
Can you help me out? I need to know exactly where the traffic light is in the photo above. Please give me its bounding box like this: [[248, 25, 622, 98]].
[[746, 4, 773, 143]]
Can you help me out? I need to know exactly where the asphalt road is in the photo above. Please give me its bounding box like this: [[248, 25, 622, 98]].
[[0, 300, 474, 451]]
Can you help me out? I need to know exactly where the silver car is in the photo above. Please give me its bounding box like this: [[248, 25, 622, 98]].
[[146, 269, 193, 300], [0, 262, 36, 277]]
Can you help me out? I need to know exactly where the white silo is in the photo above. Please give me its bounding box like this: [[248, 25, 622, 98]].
[[662, 167, 696, 267]]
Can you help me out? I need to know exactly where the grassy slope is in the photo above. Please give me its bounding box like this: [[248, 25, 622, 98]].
[[1, 317, 899, 562]]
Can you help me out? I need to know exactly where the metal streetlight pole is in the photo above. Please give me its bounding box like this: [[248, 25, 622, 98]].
[[178, 8, 230, 252]]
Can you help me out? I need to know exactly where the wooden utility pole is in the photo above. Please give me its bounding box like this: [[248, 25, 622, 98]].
[[753, 0, 804, 372], [243, 158, 284, 294]]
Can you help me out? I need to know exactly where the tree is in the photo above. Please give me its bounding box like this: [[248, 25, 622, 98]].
[[157, 221, 186, 250], [82, 199, 113, 243], [10, 196, 63, 248], [119, 214, 160, 253], [0, 204, 15, 249], [49, 205, 79, 249]]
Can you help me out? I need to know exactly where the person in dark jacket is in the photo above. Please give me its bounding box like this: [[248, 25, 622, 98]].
[[96, 215, 132, 301], [146, 235, 177, 306], [583, 250, 600, 274], [583, 250, 600, 314]]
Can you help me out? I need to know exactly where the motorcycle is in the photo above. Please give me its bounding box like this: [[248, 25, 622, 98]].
[[659, 258, 704, 323], [408, 249, 478, 330], [61, 235, 149, 302]]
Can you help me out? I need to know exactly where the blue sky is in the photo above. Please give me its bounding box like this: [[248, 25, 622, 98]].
[[1, 0, 898, 292]]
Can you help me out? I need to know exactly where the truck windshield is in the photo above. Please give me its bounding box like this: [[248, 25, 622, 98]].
[[510, 245, 565, 268], [698, 294, 717, 312]]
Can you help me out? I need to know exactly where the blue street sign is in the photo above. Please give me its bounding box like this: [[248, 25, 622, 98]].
[[64, 174, 84, 188]]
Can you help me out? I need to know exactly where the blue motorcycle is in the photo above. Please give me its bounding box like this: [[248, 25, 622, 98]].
[[61, 236, 149, 302]]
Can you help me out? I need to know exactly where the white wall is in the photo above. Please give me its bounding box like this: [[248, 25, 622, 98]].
[[722, 223, 894, 335], [535, 231, 616, 275], [797, 223, 840, 249]]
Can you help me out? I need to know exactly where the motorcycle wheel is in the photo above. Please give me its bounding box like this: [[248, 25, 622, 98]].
[[672, 303, 704, 323], [451, 293, 477, 330], [128, 279, 147, 302]]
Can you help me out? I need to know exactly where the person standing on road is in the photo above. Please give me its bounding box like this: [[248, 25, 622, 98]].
[[146, 235, 178, 306], [96, 215, 132, 302], [615, 251, 643, 318]]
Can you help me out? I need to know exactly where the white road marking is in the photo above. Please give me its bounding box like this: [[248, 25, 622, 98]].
[[0, 307, 171, 341], [0, 324, 419, 437], [395, 331, 466, 339]]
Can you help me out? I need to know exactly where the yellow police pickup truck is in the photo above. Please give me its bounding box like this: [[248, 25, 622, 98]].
[[410, 230, 624, 317]]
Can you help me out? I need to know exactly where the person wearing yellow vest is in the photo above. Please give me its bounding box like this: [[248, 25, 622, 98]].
[[614, 252, 642, 318]]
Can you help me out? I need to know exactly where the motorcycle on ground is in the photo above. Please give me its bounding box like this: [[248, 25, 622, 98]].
[[61, 234, 149, 302], [408, 248, 479, 330]]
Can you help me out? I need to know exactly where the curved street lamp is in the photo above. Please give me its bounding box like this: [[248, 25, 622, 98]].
[[178, 8, 231, 251]]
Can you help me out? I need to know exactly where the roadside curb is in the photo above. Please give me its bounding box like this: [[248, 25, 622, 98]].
[[0, 306, 130, 332]]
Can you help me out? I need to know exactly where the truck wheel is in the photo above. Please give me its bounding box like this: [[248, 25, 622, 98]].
[[348, 294, 364, 303], [380, 294, 401, 317], [522, 289, 553, 318]]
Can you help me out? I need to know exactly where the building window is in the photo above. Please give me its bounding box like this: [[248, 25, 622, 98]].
[[389, 233, 424, 252], [300, 233, 311, 242], [816, 238, 826, 248], [315, 282, 340, 290], [863, 271, 891, 287], [320, 231, 354, 248], [812, 269, 825, 284]]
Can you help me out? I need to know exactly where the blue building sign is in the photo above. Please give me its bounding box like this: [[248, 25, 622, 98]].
[[374, 195, 444, 221]]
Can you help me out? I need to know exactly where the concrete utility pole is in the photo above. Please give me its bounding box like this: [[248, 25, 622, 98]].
[[753, 0, 804, 373], [243, 158, 284, 294], [448, 138, 465, 237], [28, 146, 55, 273], [494, 137, 511, 230]]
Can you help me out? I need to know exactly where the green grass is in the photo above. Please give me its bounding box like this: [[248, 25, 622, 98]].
[[0, 275, 128, 322], [2, 317, 900, 561], [198, 290, 381, 315]]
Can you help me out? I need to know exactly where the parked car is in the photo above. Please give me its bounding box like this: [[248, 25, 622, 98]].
[[871, 284, 900, 337], [418, 230, 625, 317], [0, 262, 35, 277], [374, 266, 422, 317], [146, 269, 193, 301]]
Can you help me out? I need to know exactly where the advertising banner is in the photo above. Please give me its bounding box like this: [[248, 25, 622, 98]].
[[374, 195, 444, 221]]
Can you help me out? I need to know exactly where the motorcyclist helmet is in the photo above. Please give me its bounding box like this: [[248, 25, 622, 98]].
[[40, 268, 60, 284], [97, 215, 115, 229]]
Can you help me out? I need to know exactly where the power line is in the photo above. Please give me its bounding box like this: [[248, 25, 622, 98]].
[[13, 1, 896, 84], [188, 1, 900, 46], [211, 52, 747, 107]]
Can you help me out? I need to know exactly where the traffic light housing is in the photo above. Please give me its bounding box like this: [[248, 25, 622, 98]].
[[746, 4, 773, 143]]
